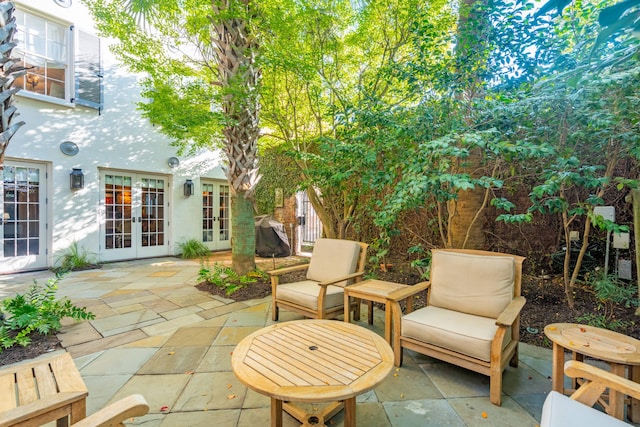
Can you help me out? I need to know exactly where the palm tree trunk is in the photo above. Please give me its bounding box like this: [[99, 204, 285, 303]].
[[0, 1, 25, 168], [210, 0, 261, 274]]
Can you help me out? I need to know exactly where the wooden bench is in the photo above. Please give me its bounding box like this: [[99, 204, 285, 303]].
[[0, 352, 88, 427]]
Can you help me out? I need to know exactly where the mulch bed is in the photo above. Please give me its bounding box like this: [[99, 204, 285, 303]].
[[0, 333, 63, 366], [196, 263, 640, 348]]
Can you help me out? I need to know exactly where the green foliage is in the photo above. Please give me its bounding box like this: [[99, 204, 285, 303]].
[[585, 269, 639, 310], [177, 239, 210, 259], [575, 312, 631, 331], [254, 145, 300, 215], [408, 245, 431, 279], [53, 241, 98, 273], [198, 262, 268, 296], [0, 275, 95, 352]]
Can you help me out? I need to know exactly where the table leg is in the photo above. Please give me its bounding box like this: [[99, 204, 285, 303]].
[[551, 343, 565, 393], [631, 365, 640, 423], [343, 293, 351, 323], [384, 301, 392, 345], [271, 398, 283, 427], [609, 363, 626, 420], [343, 397, 356, 427]]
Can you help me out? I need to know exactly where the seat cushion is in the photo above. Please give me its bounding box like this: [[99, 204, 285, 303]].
[[402, 306, 510, 362], [541, 391, 630, 427], [276, 280, 345, 310], [429, 250, 515, 319], [306, 239, 361, 287]]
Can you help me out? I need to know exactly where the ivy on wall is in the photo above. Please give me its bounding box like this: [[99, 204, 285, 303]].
[[254, 146, 300, 215]]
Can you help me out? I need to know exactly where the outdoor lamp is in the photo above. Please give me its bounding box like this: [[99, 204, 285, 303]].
[[184, 179, 194, 196], [70, 168, 84, 190]]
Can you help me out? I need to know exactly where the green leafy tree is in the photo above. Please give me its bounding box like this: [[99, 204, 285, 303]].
[[85, 0, 261, 274], [260, 0, 445, 239]]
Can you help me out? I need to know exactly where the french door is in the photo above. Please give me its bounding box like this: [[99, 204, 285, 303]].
[[0, 161, 48, 273], [100, 171, 169, 261], [201, 181, 231, 250]]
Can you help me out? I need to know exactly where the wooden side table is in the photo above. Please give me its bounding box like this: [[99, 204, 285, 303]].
[[0, 352, 88, 427], [544, 323, 640, 422], [343, 279, 412, 345], [231, 319, 393, 427]]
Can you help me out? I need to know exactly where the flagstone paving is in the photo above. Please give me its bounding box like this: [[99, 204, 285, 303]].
[[1, 254, 584, 426]]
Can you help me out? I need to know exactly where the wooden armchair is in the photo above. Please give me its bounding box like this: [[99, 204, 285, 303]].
[[0, 350, 148, 427], [71, 394, 148, 427], [268, 238, 368, 321], [390, 249, 526, 406], [541, 360, 639, 427]]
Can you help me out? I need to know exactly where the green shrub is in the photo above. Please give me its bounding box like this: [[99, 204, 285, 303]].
[[53, 241, 99, 273], [198, 262, 267, 296], [585, 269, 638, 310], [178, 239, 210, 259], [575, 313, 630, 332], [0, 275, 95, 352]]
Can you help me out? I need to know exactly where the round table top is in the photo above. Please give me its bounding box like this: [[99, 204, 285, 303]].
[[544, 323, 640, 365], [231, 319, 394, 403]]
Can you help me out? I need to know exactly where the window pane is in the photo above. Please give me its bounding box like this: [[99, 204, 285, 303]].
[[15, 9, 68, 99]]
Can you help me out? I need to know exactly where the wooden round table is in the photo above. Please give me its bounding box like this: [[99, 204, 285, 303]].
[[544, 322, 640, 421], [232, 319, 394, 427]]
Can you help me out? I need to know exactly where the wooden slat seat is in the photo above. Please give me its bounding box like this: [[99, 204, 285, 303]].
[[0, 352, 88, 427]]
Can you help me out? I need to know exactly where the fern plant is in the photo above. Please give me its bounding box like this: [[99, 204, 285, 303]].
[[0, 274, 95, 352], [198, 262, 267, 296]]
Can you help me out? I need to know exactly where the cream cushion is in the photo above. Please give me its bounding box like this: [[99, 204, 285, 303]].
[[401, 306, 510, 362], [306, 238, 360, 287], [429, 250, 515, 319], [276, 280, 345, 310], [541, 391, 629, 427]]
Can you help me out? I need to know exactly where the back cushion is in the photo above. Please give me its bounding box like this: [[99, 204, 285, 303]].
[[306, 238, 361, 286], [429, 250, 515, 318]]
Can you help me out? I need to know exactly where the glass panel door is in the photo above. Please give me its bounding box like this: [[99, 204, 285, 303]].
[[0, 162, 47, 272], [201, 181, 231, 250], [141, 177, 165, 248], [100, 171, 168, 261], [104, 174, 133, 250]]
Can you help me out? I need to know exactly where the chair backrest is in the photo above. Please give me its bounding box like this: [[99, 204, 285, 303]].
[[306, 238, 367, 286], [428, 249, 524, 319]]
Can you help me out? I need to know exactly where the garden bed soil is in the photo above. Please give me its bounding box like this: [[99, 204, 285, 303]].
[[0, 333, 63, 366]]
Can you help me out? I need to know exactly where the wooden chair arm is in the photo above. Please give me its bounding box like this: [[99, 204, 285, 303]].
[[495, 296, 526, 327], [387, 281, 431, 302], [0, 392, 88, 426], [71, 394, 149, 427], [318, 271, 365, 288], [267, 263, 309, 276], [565, 360, 640, 406]]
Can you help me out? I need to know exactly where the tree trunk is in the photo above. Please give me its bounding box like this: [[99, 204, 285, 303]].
[[448, 0, 491, 249], [231, 193, 256, 275], [211, 0, 261, 274], [0, 1, 25, 169]]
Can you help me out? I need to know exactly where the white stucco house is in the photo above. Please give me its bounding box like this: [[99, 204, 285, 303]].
[[1, 0, 231, 274]]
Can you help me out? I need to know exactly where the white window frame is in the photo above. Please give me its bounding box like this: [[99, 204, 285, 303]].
[[14, 7, 74, 107]]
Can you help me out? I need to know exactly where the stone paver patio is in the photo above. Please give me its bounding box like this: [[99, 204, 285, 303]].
[[1, 253, 570, 426]]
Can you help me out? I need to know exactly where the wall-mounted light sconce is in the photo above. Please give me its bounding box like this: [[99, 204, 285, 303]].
[[183, 179, 194, 196], [70, 168, 84, 190], [26, 74, 39, 90]]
